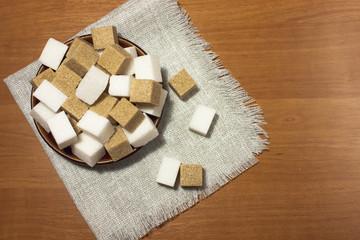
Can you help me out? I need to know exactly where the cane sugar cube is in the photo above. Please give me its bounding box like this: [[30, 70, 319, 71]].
[[138, 89, 168, 117], [89, 92, 118, 120], [65, 43, 99, 77], [76, 66, 110, 105], [123, 113, 159, 147], [30, 102, 56, 133], [61, 95, 89, 121], [189, 105, 216, 136], [156, 157, 181, 187], [66, 37, 93, 58], [122, 46, 138, 75], [39, 38, 68, 70], [47, 111, 77, 149], [104, 127, 133, 161], [51, 65, 82, 96], [97, 44, 132, 75], [71, 132, 105, 167], [30, 68, 55, 88], [134, 55, 162, 82], [130, 79, 162, 105], [33, 80, 68, 112], [169, 69, 196, 99], [77, 110, 115, 143], [180, 164, 203, 187], [109, 98, 145, 133], [91, 26, 118, 50], [108, 75, 132, 97], [67, 115, 82, 134]]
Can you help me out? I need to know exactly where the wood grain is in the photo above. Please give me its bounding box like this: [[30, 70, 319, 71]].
[[1, 0, 360, 239]]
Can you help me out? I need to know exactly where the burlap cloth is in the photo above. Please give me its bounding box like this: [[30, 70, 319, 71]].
[[4, 0, 268, 239]]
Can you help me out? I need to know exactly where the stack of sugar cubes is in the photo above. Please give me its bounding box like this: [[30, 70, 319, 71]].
[[30, 26, 168, 167]]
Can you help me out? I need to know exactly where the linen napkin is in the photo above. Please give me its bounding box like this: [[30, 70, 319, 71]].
[[4, 0, 268, 239]]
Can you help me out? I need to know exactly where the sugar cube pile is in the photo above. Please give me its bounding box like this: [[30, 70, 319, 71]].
[[30, 26, 167, 167]]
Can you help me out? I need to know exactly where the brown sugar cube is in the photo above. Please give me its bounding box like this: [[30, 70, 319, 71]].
[[180, 164, 203, 187], [130, 79, 162, 106], [66, 37, 93, 58], [169, 69, 197, 99], [65, 43, 99, 77], [91, 26, 118, 50], [109, 98, 145, 133], [97, 44, 132, 75], [30, 68, 55, 88], [51, 64, 82, 96], [104, 126, 133, 161], [61, 95, 89, 121], [89, 92, 118, 121], [67, 115, 82, 134]]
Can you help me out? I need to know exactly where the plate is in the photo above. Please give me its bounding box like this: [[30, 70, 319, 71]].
[[31, 34, 161, 165]]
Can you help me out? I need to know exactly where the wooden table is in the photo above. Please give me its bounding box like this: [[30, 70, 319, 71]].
[[1, 0, 360, 239]]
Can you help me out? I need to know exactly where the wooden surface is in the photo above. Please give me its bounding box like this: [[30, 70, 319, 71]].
[[1, 0, 360, 239]]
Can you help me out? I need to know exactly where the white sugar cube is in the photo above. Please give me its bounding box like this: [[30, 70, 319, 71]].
[[123, 113, 159, 147], [77, 110, 115, 143], [108, 75, 131, 97], [33, 80, 68, 112], [30, 102, 56, 133], [71, 132, 105, 167], [138, 89, 168, 117], [39, 38, 68, 70], [76, 66, 110, 105], [122, 46, 138, 75], [156, 157, 181, 187], [189, 105, 216, 136], [134, 55, 162, 82], [47, 111, 77, 149]]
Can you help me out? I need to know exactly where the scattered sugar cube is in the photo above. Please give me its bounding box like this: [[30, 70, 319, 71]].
[[180, 164, 203, 187], [122, 46, 138, 75], [51, 64, 82, 96], [76, 65, 110, 105], [97, 44, 132, 75], [30, 102, 56, 133], [71, 132, 105, 167], [66, 37, 93, 58], [138, 88, 168, 117], [169, 69, 196, 99], [47, 111, 77, 149], [33, 80, 68, 112], [156, 157, 181, 187], [67, 115, 82, 134], [134, 55, 162, 82], [89, 92, 118, 121], [130, 79, 162, 105], [77, 110, 115, 143], [61, 95, 89, 121], [108, 75, 132, 97], [39, 38, 68, 70], [30, 68, 55, 88], [91, 26, 118, 50], [104, 127, 133, 161], [189, 105, 216, 136], [65, 42, 99, 77], [109, 98, 145, 133], [123, 113, 159, 147]]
